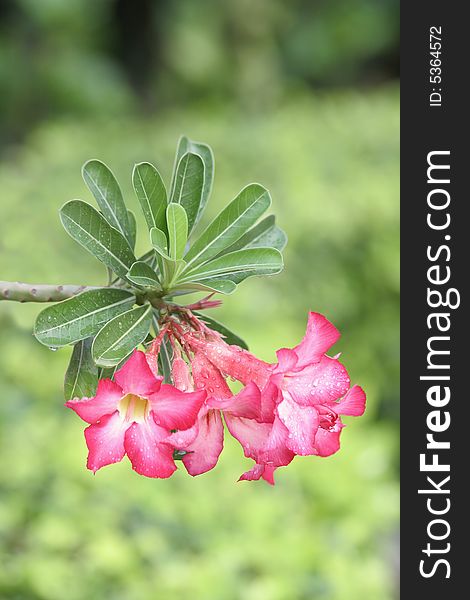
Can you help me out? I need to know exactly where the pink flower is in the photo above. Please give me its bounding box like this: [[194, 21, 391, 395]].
[[192, 312, 365, 482], [187, 333, 271, 390], [225, 377, 295, 485], [66, 350, 206, 478], [167, 353, 225, 477], [169, 351, 263, 477], [272, 312, 366, 457]]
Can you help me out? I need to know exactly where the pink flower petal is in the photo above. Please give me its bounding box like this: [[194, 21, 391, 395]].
[[225, 413, 293, 467], [239, 463, 265, 482], [263, 415, 294, 464], [293, 312, 341, 368], [66, 378, 123, 424], [329, 385, 366, 416], [277, 395, 319, 456], [114, 350, 163, 397], [166, 404, 205, 448], [149, 385, 206, 430], [84, 411, 128, 473], [124, 420, 176, 478], [273, 348, 298, 373], [181, 410, 224, 476], [225, 415, 272, 461], [171, 357, 194, 392], [208, 382, 262, 420], [284, 356, 350, 406], [239, 463, 276, 485], [261, 465, 276, 485], [145, 352, 159, 378], [191, 352, 232, 398], [313, 421, 344, 457], [259, 376, 283, 422], [191, 337, 271, 388]]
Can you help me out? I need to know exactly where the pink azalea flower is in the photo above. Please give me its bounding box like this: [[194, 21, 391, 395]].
[[66, 350, 206, 478]]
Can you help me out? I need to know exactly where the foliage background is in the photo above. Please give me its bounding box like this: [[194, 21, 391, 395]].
[[0, 1, 399, 599]]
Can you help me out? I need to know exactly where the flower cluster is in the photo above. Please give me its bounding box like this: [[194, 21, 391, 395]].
[[66, 311, 365, 484]]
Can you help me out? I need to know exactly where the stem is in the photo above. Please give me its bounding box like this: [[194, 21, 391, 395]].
[[0, 281, 98, 303]]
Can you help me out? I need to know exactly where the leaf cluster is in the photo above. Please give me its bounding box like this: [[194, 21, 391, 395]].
[[33, 136, 286, 397]]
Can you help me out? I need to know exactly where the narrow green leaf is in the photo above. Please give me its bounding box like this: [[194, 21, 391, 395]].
[[132, 162, 168, 234], [170, 137, 214, 227], [183, 184, 271, 271], [171, 152, 204, 234], [64, 338, 98, 400], [217, 215, 287, 256], [127, 261, 161, 289], [212, 270, 261, 285], [151, 313, 172, 383], [218, 215, 276, 255], [92, 304, 152, 367], [166, 203, 188, 260], [127, 209, 137, 250], [60, 200, 137, 280], [159, 337, 173, 384], [181, 247, 283, 283], [82, 160, 131, 245], [193, 312, 248, 350], [188, 140, 214, 226], [34, 288, 135, 347], [170, 279, 236, 296]]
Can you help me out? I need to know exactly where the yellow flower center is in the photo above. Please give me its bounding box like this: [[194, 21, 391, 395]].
[[118, 394, 150, 423]]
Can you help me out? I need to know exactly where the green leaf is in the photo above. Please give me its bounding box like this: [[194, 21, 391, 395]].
[[82, 160, 131, 245], [249, 224, 287, 251], [127, 209, 137, 250], [159, 338, 173, 384], [183, 183, 271, 271], [34, 288, 135, 347], [150, 227, 170, 259], [92, 304, 152, 367], [138, 249, 158, 270], [212, 270, 260, 285], [60, 200, 137, 280], [181, 247, 283, 283], [127, 261, 160, 289], [217, 215, 275, 255], [193, 312, 248, 350], [64, 338, 99, 400], [170, 279, 236, 296], [171, 137, 214, 227], [170, 152, 204, 234], [149, 227, 173, 285], [132, 162, 168, 235], [218, 215, 287, 255], [151, 313, 172, 383], [99, 356, 129, 381], [166, 203, 188, 260], [166, 261, 186, 288]]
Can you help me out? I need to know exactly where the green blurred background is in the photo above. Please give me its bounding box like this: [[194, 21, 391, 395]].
[[0, 1, 399, 599]]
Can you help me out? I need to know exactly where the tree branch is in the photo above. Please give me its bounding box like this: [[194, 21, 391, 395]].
[[0, 281, 98, 303]]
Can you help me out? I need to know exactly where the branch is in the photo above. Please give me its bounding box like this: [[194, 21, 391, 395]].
[[0, 281, 98, 303]]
